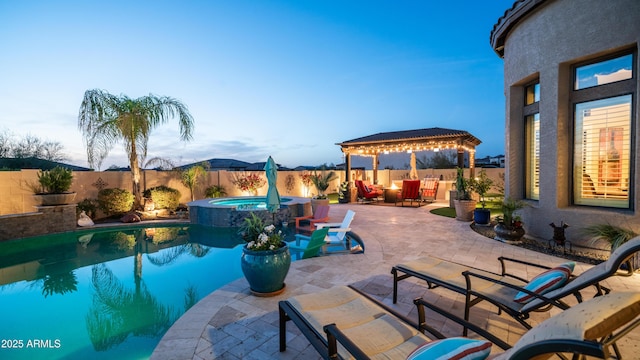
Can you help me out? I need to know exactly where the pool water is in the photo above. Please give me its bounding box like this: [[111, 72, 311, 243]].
[[208, 197, 293, 211], [0, 224, 256, 360]]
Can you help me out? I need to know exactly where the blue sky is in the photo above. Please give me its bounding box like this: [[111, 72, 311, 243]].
[[0, 0, 514, 169]]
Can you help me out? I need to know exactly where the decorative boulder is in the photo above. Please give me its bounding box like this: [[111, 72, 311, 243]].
[[120, 213, 141, 223]]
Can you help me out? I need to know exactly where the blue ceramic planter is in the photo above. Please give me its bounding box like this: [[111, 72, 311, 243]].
[[473, 209, 491, 225], [241, 243, 291, 295]]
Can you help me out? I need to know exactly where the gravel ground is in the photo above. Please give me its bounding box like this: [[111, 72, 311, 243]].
[[471, 222, 606, 265]]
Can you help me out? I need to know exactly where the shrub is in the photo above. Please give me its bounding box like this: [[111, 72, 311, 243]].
[[77, 198, 99, 219], [204, 185, 227, 198], [98, 188, 134, 216], [36, 166, 73, 194], [144, 185, 181, 210]]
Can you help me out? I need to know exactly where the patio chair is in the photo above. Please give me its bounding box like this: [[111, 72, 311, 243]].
[[354, 180, 382, 203], [288, 227, 330, 259], [395, 179, 422, 207], [279, 285, 640, 360], [392, 236, 640, 334], [311, 210, 364, 253], [315, 210, 355, 243], [294, 204, 330, 231], [421, 177, 439, 202]]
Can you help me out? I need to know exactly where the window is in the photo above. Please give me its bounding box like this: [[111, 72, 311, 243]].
[[525, 113, 540, 200], [572, 51, 635, 209], [575, 54, 632, 90], [524, 82, 540, 200], [525, 83, 540, 105]]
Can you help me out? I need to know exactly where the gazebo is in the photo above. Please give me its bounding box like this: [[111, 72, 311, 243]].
[[336, 127, 482, 184]]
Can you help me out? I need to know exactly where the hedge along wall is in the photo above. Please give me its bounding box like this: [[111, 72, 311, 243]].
[[0, 168, 505, 216]]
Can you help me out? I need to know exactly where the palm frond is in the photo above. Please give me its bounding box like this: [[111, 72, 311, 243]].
[[583, 223, 637, 250]]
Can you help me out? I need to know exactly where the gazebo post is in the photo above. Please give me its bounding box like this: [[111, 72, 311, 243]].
[[469, 149, 476, 177], [372, 154, 378, 184], [457, 148, 465, 169], [345, 153, 351, 184]]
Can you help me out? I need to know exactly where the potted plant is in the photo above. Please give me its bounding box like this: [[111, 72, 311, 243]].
[[471, 170, 494, 225], [494, 197, 526, 243], [583, 223, 638, 271], [239, 213, 291, 296], [33, 166, 76, 205], [453, 168, 476, 221], [338, 181, 349, 203], [310, 166, 338, 212]]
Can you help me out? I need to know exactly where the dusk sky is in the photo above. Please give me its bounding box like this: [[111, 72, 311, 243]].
[[0, 0, 515, 169]]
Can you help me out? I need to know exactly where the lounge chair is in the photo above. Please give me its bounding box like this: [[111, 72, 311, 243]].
[[354, 180, 382, 203], [288, 227, 330, 259], [294, 204, 330, 231], [279, 285, 640, 359], [421, 177, 439, 202], [391, 237, 640, 334], [395, 179, 422, 207]]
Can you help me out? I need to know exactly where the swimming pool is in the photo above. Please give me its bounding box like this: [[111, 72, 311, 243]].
[[0, 223, 270, 360]]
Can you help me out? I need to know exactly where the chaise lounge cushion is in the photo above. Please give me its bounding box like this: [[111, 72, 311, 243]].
[[496, 292, 640, 360], [406, 337, 492, 360], [286, 286, 429, 358], [514, 262, 575, 304]]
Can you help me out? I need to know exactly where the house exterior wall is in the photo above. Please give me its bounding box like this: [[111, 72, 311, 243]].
[[499, 0, 640, 242]]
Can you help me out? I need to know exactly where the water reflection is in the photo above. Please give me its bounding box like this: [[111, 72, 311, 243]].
[[39, 271, 79, 297], [0, 224, 246, 360], [86, 264, 177, 351]]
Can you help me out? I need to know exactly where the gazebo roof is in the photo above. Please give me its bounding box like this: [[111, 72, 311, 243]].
[[337, 127, 481, 155]]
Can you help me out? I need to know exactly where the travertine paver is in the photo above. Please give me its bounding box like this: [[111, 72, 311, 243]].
[[151, 202, 640, 360]]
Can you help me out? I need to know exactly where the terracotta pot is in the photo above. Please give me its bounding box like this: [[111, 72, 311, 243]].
[[453, 199, 476, 222], [310, 198, 330, 214]]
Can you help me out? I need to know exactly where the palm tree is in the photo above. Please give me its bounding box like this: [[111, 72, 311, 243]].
[[78, 89, 194, 207], [180, 162, 209, 201]]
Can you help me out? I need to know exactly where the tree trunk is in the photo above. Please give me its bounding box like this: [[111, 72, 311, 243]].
[[130, 146, 142, 209]]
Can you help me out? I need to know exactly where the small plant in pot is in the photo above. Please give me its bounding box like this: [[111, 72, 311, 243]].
[[337, 181, 349, 203], [33, 166, 76, 205], [310, 166, 337, 212], [471, 170, 494, 225], [310, 166, 338, 200], [494, 197, 526, 243], [453, 168, 476, 221]]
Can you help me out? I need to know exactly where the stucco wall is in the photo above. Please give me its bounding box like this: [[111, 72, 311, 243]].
[[500, 0, 640, 242], [0, 168, 502, 216]]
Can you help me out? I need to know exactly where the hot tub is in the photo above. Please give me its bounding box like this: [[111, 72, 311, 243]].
[[187, 196, 312, 227]]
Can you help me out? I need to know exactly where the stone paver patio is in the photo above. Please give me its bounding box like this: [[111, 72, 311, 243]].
[[151, 202, 640, 359]]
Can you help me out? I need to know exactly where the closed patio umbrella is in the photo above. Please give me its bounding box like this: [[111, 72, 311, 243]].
[[409, 152, 419, 180], [264, 156, 281, 219]]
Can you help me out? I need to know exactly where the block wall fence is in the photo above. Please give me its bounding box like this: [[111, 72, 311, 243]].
[[0, 168, 504, 216]]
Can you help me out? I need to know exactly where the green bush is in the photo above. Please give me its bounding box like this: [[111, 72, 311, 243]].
[[77, 198, 99, 219], [36, 166, 73, 194], [98, 188, 134, 216], [144, 185, 181, 210], [204, 185, 227, 198]]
